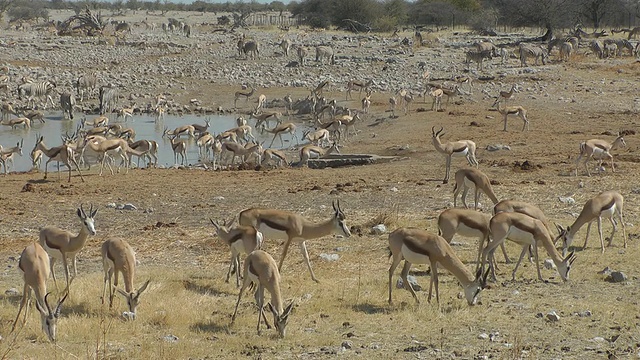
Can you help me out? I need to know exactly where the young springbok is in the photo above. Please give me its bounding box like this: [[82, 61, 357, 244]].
[[231, 250, 294, 337], [39, 204, 98, 293], [101, 238, 150, 320], [238, 200, 351, 282], [388, 227, 489, 305], [35, 135, 85, 182], [210, 218, 264, 287], [431, 127, 478, 184], [11, 242, 68, 342]]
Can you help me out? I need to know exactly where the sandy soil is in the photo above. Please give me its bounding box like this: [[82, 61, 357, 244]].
[[0, 16, 638, 359]]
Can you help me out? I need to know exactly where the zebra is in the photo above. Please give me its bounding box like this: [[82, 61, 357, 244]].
[[604, 39, 634, 56], [242, 40, 260, 60], [519, 44, 548, 67], [60, 92, 76, 120], [315, 46, 335, 65], [296, 45, 308, 66], [465, 50, 492, 71], [17, 80, 56, 109], [589, 40, 604, 58], [99, 86, 119, 115], [559, 42, 573, 61], [75, 73, 97, 102], [603, 42, 618, 58], [548, 36, 579, 54]]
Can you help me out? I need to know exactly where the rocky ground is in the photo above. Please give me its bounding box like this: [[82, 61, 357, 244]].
[[0, 10, 639, 359]]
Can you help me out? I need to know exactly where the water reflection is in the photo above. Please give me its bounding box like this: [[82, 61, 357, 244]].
[[0, 113, 307, 173]]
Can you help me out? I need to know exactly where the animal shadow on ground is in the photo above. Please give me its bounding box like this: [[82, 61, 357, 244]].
[[182, 279, 234, 297], [351, 303, 389, 315], [191, 320, 230, 334]]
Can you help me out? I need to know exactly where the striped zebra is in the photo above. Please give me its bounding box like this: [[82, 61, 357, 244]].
[[589, 40, 604, 58], [547, 36, 579, 53], [315, 46, 335, 65], [242, 40, 260, 60], [519, 44, 548, 67], [99, 86, 119, 115], [60, 92, 76, 120], [17, 81, 56, 109], [465, 49, 492, 71], [604, 39, 634, 56], [75, 73, 98, 102]]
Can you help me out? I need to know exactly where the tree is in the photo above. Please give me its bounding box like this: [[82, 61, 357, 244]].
[[579, 0, 611, 28]]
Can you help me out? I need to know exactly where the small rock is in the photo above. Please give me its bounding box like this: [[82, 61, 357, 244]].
[[371, 224, 387, 235], [546, 311, 560, 322], [558, 196, 575, 204], [576, 310, 592, 317], [106, 203, 117, 208], [597, 266, 611, 275], [489, 332, 499, 342], [319, 253, 339, 262], [213, 196, 225, 201], [341, 341, 353, 350], [478, 333, 489, 340], [390, 187, 399, 192], [592, 337, 606, 343], [5, 288, 19, 296], [163, 334, 179, 343], [396, 275, 421, 291], [122, 203, 137, 211], [544, 259, 556, 269], [535, 312, 544, 318], [605, 271, 627, 283], [512, 290, 520, 296], [450, 241, 465, 246], [399, 144, 410, 150]]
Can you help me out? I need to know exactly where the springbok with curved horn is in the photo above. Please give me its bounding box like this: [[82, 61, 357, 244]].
[[231, 250, 294, 337], [238, 200, 351, 282], [39, 204, 98, 293], [11, 242, 68, 342], [431, 126, 478, 184]]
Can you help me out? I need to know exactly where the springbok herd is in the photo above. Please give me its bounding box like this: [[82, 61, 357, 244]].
[[1, 24, 636, 349]]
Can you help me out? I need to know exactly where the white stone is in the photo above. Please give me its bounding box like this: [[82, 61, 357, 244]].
[[371, 224, 387, 235]]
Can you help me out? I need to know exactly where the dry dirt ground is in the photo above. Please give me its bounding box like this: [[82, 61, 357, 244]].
[[0, 22, 639, 359]]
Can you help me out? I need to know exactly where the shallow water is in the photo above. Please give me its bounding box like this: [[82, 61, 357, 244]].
[[0, 113, 306, 173]]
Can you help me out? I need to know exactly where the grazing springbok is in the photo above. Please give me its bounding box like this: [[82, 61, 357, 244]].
[[11, 243, 68, 342], [482, 212, 576, 282], [453, 168, 500, 210], [261, 148, 288, 168], [169, 136, 187, 165], [388, 227, 489, 305], [101, 238, 150, 319], [575, 135, 626, 176], [431, 127, 478, 183], [210, 218, 263, 287], [239, 200, 351, 282], [231, 250, 294, 337], [438, 208, 511, 270], [557, 190, 626, 254], [39, 204, 98, 293]]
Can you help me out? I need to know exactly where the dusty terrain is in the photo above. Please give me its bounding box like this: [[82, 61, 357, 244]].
[[0, 11, 639, 359]]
